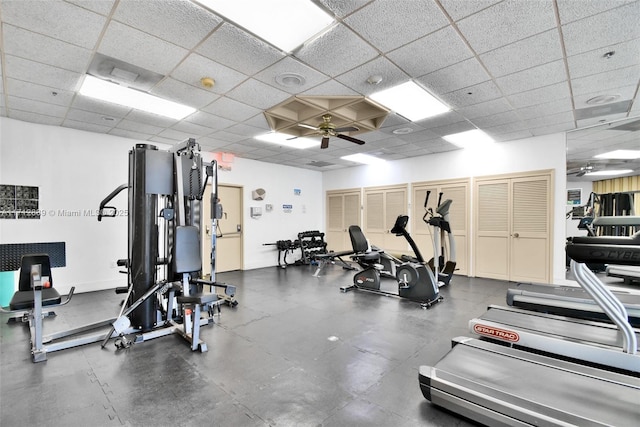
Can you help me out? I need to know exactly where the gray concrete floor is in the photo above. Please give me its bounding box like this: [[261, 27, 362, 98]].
[[1, 264, 515, 426]]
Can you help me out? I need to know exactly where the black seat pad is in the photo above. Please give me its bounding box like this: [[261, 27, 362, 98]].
[[571, 232, 640, 246], [9, 288, 61, 311]]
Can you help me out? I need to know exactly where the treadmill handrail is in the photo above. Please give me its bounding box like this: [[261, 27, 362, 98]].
[[571, 261, 637, 354]]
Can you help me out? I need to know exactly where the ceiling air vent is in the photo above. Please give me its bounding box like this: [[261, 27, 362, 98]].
[[87, 53, 164, 91], [574, 100, 631, 120]]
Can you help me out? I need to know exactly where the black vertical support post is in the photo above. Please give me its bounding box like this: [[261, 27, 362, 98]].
[[129, 144, 158, 332]]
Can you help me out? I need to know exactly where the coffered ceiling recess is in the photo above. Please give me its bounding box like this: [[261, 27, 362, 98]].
[[263, 95, 389, 138]]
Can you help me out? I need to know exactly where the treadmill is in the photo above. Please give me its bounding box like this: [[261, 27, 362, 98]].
[[419, 234, 640, 425], [508, 231, 640, 326]]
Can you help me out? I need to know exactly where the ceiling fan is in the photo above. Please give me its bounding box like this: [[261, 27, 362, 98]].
[[567, 159, 630, 177], [298, 114, 365, 149]]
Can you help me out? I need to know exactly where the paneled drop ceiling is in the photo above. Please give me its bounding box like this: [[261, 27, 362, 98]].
[[0, 0, 638, 176]]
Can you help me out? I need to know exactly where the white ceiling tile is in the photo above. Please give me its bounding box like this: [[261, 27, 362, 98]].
[[301, 79, 360, 96], [457, 0, 556, 54], [496, 60, 567, 95], [440, 80, 503, 108], [7, 95, 68, 117], [567, 38, 640, 79], [113, 0, 222, 49], [66, 0, 116, 16], [344, 0, 448, 53], [196, 136, 230, 149], [530, 121, 576, 136], [242, 113, 270, 130], [224, 123, 264, 138], [171, 53, 248, 95], [156, 128, 193, 141], [387, 26, 473, 77], [115, 119, 164, 135], [254, 57, 330, 94], [571, 65, 640, 96], [6, 78, 75, 107], [471, 110, 522, 128], [8, 109, 63, 126], [0, 0, 107, 49], [516, 98, 574, 120], [151, 77, 219, 109], [221, 142, 261, 154], [455, 98, 514, 119], [573, 84, 638, 108], [62, 119, 113, 133], [124, 110, 179, 128], [109, 128, 153, 141], [3, 25, 93, 73], [211, 131, 255, 144], [196, 23, 285, 75], [184, 111, 235, 130], [150, 135, 183, 144], [480, 29, 564, 78], [507, 82, 572, 108], [414, 111, 468, 129], [202, 97, 261, 122], [295, 24, 378, 78], [4, 55, 81, 91], [576, 113, 629, 128], [562, 2, 640, 56], [99, 21, 189, 75], [170, 119, 215, 137], [335, 56, 408, 96], [394, 129, 441, 144], [484, 121, 531, 135], [489, 130, 533, 142], [418, 58, 490, 94], [524, 111, 575, 128], [225, 78, 290, 110], [429, 121, 477, 137], [317, 0, 370, 18], [66, 107, 123, 126], [557, 0, 637, 24], [439, 0, 502, 21]]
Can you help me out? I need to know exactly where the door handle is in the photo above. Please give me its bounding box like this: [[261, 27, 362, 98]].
[[512, 232, 519, 238]]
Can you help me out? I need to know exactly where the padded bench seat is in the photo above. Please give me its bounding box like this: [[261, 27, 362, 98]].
[[9, 288, 62, 311]]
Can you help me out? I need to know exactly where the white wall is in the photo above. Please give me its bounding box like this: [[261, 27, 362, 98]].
[[202, 154, 323, 270], [0, 117, 323, 294], [323, 133, 568, 283]]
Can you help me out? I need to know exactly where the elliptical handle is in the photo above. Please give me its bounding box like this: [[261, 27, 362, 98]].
[[437, 192, 443, 207], [424, 190, 431, 208]]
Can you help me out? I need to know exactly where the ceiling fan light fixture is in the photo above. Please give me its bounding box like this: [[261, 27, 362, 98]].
[[594, 149, 640, 159], [370, 81, 449, 121], [255, 132, 317, 149], [443, 129, 494, 148], [341, 153, 386, 165], [79, 75, 195, 120], [586, 169, 633, 176], [195, 0, 334, 53]]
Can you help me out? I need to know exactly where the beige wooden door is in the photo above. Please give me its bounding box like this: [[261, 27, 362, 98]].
[[412, 180, 469, 275], [202, 184, 243, 274], [474, 172, 552, 283], [364, 185, 408, 253], [326, 189, 360, 252]]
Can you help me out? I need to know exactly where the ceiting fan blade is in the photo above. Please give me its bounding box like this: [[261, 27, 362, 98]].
[[336, 134, 365, 145], [334, 125, 360, 133], [298, 123, 318, 130], [321, 137, 330, 149]]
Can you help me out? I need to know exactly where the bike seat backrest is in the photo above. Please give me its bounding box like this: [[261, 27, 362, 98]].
[[349, 225, 370, 253]]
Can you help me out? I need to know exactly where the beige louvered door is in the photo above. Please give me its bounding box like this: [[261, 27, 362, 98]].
[[412, 180, 469, 275], [326, 189, 361, 252], [475, 179, 510, 280], [474, 172, 552, 283], [364, 185, 408, 253], [510, 176, 551, 283]]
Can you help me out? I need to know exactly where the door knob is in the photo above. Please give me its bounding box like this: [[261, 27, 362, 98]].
[[512, 232, 519, 238]]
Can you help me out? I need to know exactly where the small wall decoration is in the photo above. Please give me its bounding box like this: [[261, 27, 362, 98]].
[[282, 204, 293, 213], [1, 184, 40, 219], [252, 188, 266, 200], [567, 188, 581, 205], [294, 188, 301, 196]]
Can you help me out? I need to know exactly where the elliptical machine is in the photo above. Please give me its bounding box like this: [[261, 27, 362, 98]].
[[424, 191, 457, 286], [340, 200, 443, 309]]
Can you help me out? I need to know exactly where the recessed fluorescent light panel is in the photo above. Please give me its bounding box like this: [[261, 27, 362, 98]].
[[341, 153, 386, 165], [255, 132, 317, 149], [586, 169, 634, 176], [370, 81, 449, 121], [195, 0, 334, 52], [79, 75, 195, 120], [594, 150, 640, 159], [443, 129, 494, 148]]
